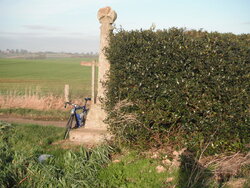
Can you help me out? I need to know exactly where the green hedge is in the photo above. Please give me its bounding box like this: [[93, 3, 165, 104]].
[[105, 28, 250, 154]]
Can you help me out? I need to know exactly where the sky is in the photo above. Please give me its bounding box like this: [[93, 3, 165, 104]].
[[0, 0, 249, 53]]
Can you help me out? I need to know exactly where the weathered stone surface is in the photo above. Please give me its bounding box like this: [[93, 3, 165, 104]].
[[69, 7, 117, 144], [97, 6, 117, 102], [162, 158, 172, 165], [69, 104, 111, 144], [97, 6, 117, 24], [85, 104, 108, 129], [156, 165, 166, 173], [69, 105, 112, 143], [69, 127, 111, 144], [151, 152, 159, 159], [165, 177, 174, 183]]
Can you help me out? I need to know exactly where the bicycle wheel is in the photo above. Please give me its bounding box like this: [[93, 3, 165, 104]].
[[64, 115, 74, 139], [81, 111, 88, 126]]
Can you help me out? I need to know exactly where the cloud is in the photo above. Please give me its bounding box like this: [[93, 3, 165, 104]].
[[0, 35, 99, 53], [0, 31, 55, 37], [242, 22, 250, 25], [0, 32, 36, 36], [0, 31, 98, 39], [12, 0, 99, 17], [22, 25, 61, 31]]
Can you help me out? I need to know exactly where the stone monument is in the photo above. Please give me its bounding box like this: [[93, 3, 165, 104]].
[[69, 7, 117, 144], [97, 6, 117, 102]]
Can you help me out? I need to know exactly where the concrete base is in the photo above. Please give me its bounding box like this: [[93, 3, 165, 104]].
[[85, 104, 108, 129], [69, 104, 111, 145], [69, 127, 111, 144]]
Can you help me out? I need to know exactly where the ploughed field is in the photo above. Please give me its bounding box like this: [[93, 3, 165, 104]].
[[0, 57, 95, 98]]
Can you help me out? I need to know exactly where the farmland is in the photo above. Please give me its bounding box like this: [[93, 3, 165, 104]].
[[0, 57, 96, 98]]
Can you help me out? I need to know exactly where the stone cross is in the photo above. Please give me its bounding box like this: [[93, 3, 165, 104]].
[[97, 6, 117, 103], [68, 7, 117, 143]]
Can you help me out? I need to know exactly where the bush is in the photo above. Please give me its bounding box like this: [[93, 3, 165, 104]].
[[105, 28, 250, 154]]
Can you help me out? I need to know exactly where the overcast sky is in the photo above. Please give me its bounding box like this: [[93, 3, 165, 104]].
[[0, 0, 249, 53]]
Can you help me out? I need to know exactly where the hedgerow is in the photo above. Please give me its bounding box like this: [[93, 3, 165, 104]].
[[105, 28, 250, 154]]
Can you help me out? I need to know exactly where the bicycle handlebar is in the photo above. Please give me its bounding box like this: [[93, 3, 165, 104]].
[[65, 102, 85, 109], [64, 102, 78, 108], [64, 98, 91, 108]]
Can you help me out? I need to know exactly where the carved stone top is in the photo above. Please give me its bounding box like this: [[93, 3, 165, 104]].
[[98, 6, 117, 24]]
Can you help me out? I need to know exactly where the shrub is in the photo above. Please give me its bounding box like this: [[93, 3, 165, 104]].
[[105, 28, 250, 154]]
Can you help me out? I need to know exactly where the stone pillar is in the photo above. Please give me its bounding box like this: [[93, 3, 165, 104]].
[[81, 7, 117, 130], [68, 7, 117, 143], [97, 7, 117, 103]]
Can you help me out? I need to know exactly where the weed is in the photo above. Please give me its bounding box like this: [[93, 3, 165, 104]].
[[0, 93, 82, 111], [98, 151, 171, 187], [0, 121, 113, 187], [0, 107, 68, 120]]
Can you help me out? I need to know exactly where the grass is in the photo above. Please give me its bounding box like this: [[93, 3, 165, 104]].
[[99, 150, 172, 187], [0, 108, 68, 120], [0, 121, 66, 157], [1, 121, 248, 187], [0, 57, 96, 98], [0, 87, 90, 120], [0, 121, 174, 188], [0, 93, 66, 110], [0, 121, 112, 187], [8, 124, 64, 155]]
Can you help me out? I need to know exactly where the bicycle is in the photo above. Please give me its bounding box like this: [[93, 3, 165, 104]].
[[63, 97, 91, 139]]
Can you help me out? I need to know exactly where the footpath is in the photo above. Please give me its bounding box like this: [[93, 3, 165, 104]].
[[0, 114, 110, 147], [0, 116, 65, 127]]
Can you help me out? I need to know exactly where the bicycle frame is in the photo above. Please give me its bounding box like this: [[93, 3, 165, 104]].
[[70, 104, 83, 128], [64, 97, 91, 139]]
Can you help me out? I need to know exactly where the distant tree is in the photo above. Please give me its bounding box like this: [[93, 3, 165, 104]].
[[20, 49, 28, 54]]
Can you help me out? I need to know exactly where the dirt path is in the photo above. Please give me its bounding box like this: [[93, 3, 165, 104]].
[[0, 116, 66, 127]]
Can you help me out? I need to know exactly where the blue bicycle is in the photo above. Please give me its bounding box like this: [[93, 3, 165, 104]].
[[63, 97, 91, 139]]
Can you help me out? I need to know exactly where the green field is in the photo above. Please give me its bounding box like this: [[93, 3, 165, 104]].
[[0, 57, 96, 98]]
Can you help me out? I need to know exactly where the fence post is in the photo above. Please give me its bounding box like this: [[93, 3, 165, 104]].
[[91, 61, 96, 103], [64, 84, 69, 102]]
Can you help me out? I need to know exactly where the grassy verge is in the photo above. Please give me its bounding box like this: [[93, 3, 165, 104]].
[[0, 108, 68, 120], [0, 121, 112, 187], [1, 121, 249, 188], [0, 122, 176, 188], [99, 150, 173, 187]]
